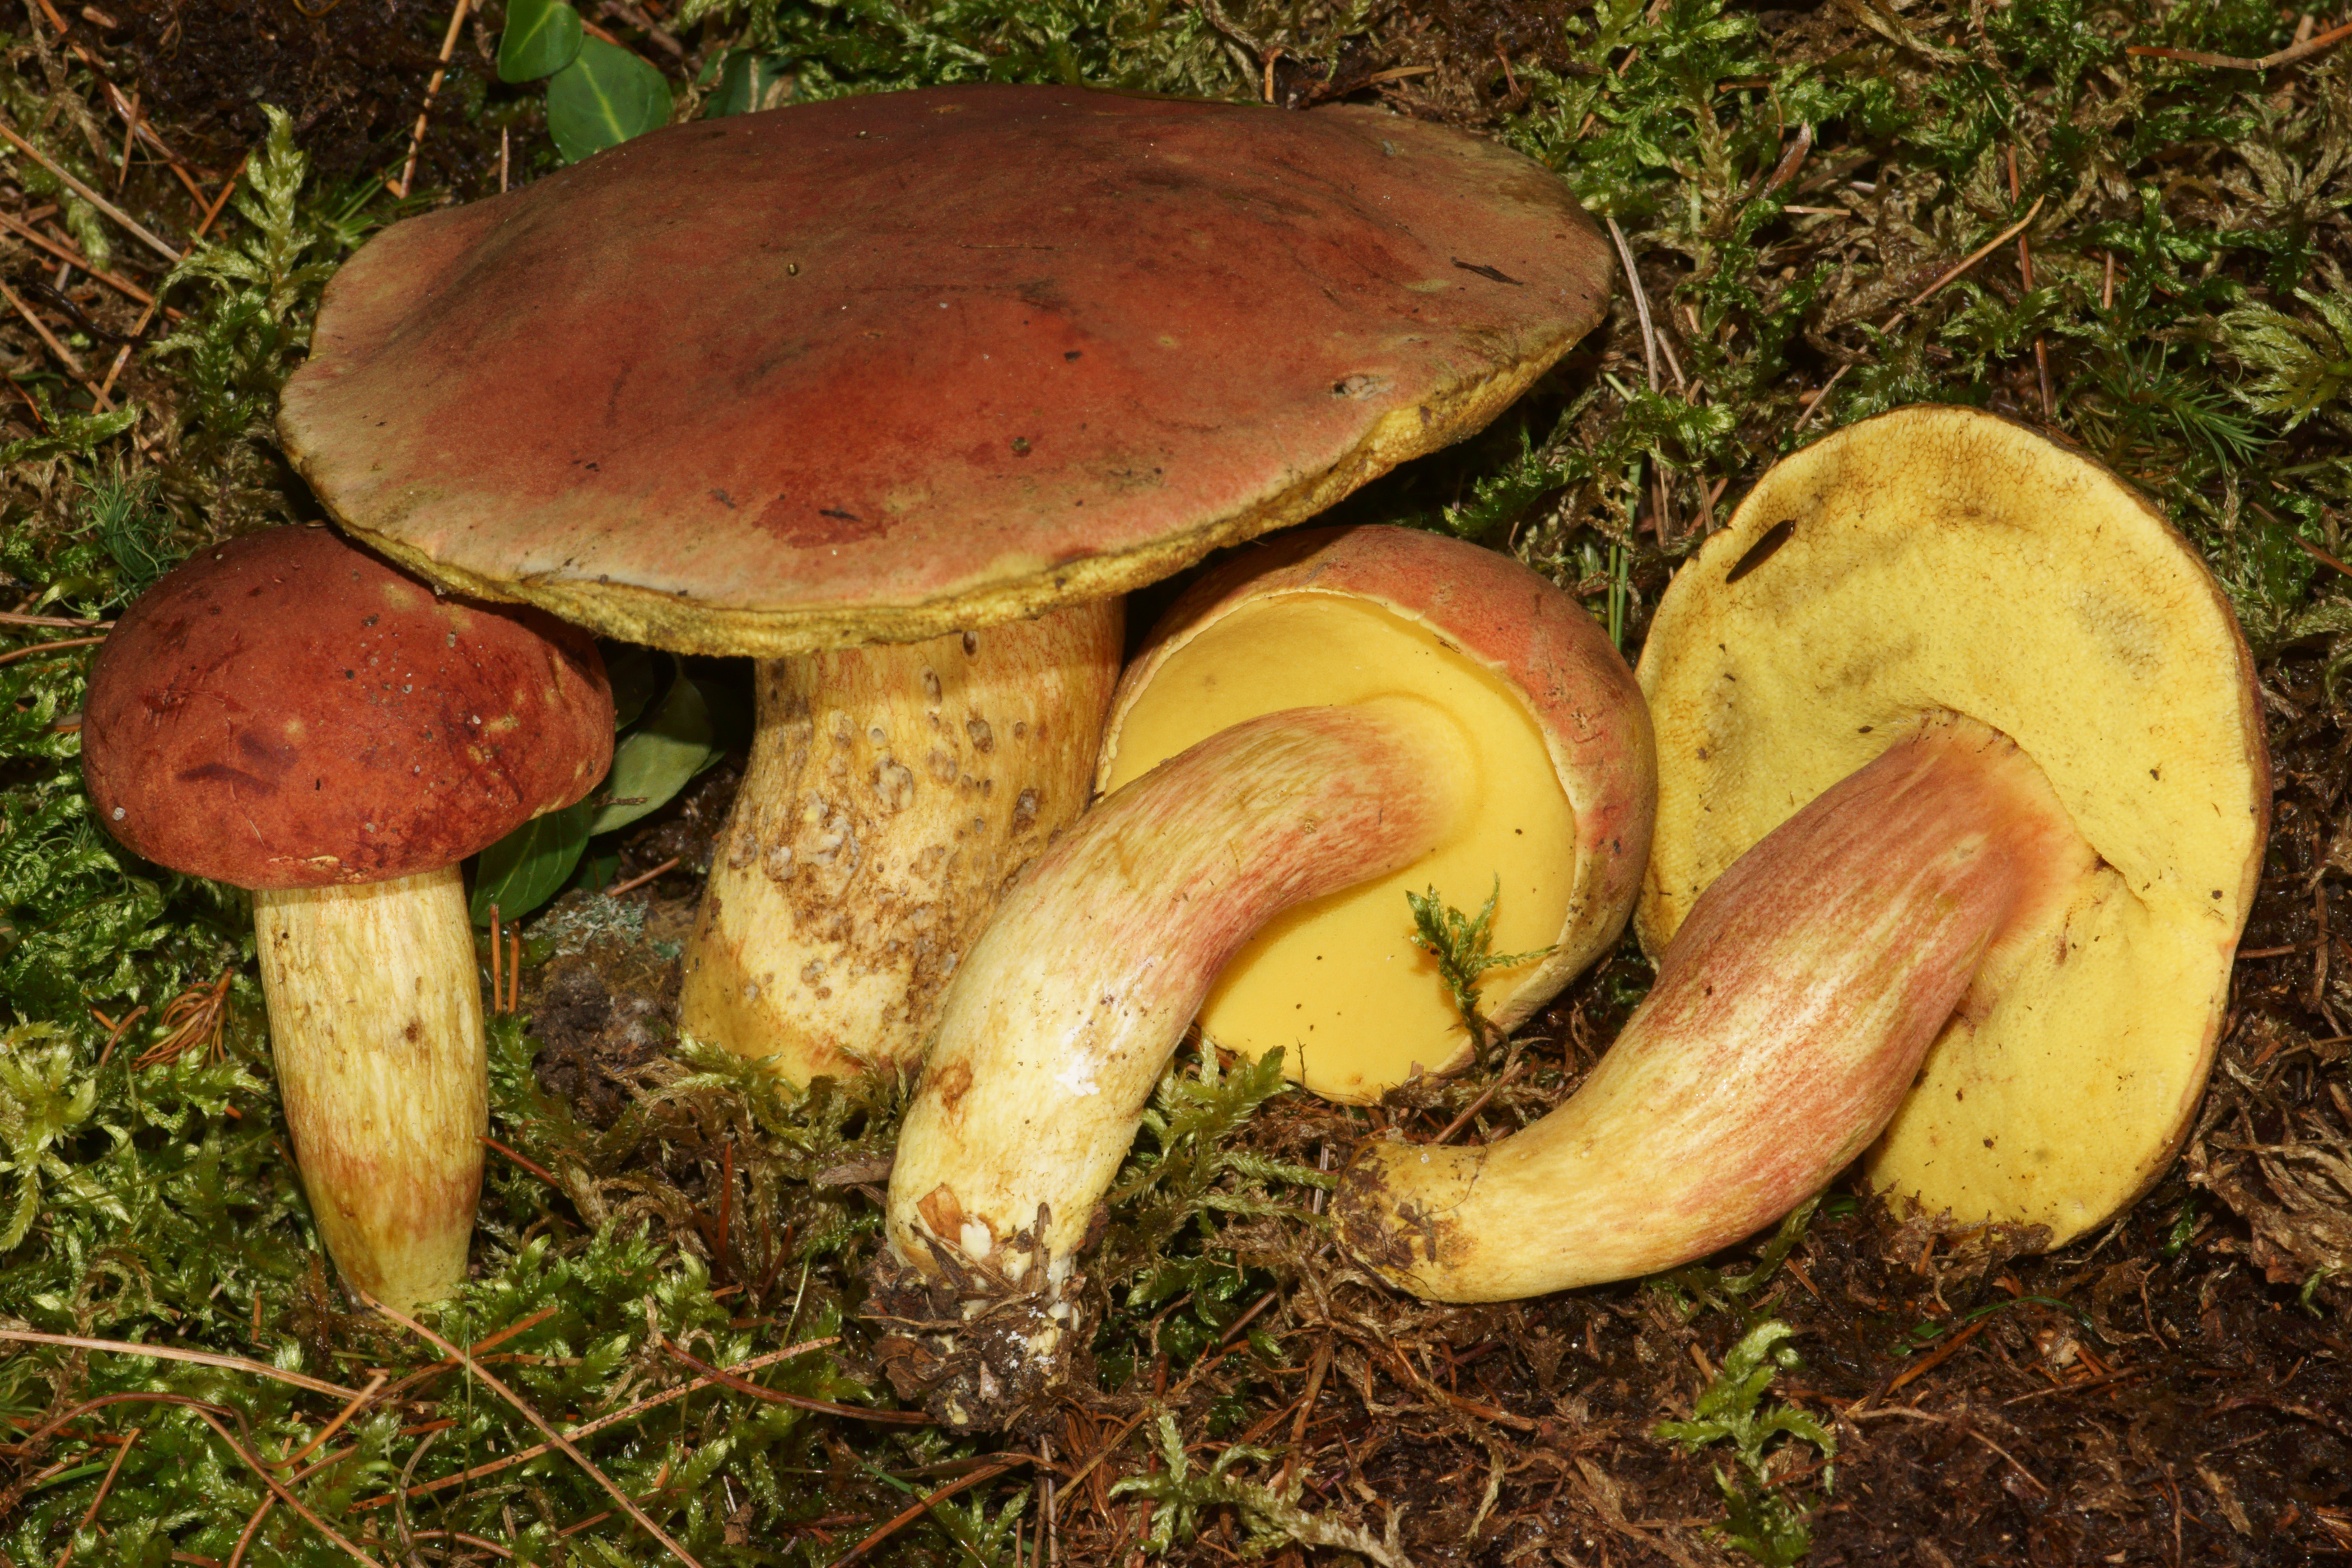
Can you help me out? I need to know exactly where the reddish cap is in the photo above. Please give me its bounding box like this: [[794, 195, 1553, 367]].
[[83, 528, 614, 888], [279, 86, 1614, 656]]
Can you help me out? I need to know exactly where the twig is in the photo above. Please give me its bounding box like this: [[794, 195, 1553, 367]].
[[0, 211, 169, 311], [392, 1429, 439, 1563], [223, 1494, 273, 1568], [0, 610, 109, 629], [410, 1533, 514, 1560], [54, 1424, 139, 1568], [99, 80, 211, 214], [1797, 195, 2047, 435], [834, 1459, 1030, 1568], [96, 158, 240, 403], [1842, 1405, 2049, 1494], [1906, 194, 2046, 311], [1277, 1338, 1333, 1494], [367, 1295, 708, 1568], [1217, 1286, 1283, 1348], [1604, 216, 1661, 395], [661, 1340, 932, 1423], [1883, 1319, 1989, 1394], [0, 634, 106, 666], [2008, 148, 2053, 418], [0, 1332, 361, 1400], [1604, 214, 1679, 541], [281, 1373, 388, 1470], [371, 1304, 562, 1405], [1792, 364, 1852, 432], [599, 1, 684, 57], [605, 856, 682, 897], [481, 1135, 563, 1192], [393, 0, 474, 200], [0, 121, 182, 264], [1760, 122, 1813, 198], [1432, 1060, 1526, 1145], [91, 1004, 148, 1068], [0, 278, 104, 404], [2127, 15, 2352, 69], [112, 88, 136, 193], [135, 966, 235, 1068], [2294, 536, 2352, 581], [187, 1408, 385, 1565], [348, 1337, 839, 1508], [3, 1391, 229, 1456]]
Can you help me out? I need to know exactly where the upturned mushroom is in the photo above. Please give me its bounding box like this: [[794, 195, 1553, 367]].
[[1335, 405, 2267, 1302], [876, 525, 1653, 1424], [276, 84, 1616, 1086], [82, 528, 613, 1311]]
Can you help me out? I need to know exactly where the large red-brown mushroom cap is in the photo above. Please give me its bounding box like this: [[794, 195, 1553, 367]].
[[83, 528, 614, 888], [277, 86, 1614, 654]]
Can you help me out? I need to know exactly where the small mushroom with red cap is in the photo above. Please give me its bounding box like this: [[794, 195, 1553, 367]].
[[1333, 405, 2268, 1303], [274, 84, 1618, 1088], [874, 525, 1653, 1427], [82, 527, 613, 1312]]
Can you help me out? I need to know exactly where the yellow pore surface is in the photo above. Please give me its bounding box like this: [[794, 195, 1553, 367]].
[[1100, 592, 1574, 1103], [1636, 406, 2266, 1247]]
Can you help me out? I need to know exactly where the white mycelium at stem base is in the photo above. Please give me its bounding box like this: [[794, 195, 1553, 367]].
[[888, 698, 1473, 1288], [255, 866, 487, 1314], [680, 603, 1122, 1085], [1334, 715, 2098, 1304]]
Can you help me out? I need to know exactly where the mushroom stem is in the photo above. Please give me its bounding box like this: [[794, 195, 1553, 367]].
[[680, 602, 1122, 1084], [253, 865, 487, 1313], [1336, 715, 2097, 1304], [888, 697, 1474, 1280]]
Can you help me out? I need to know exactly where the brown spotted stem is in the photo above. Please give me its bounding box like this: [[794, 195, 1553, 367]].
[[679, 601, 1122, 1084], [1335, 713, 2098, 1303]]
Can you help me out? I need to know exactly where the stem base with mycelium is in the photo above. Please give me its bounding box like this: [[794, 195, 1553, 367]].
[[873, 696, 1472, 1427]]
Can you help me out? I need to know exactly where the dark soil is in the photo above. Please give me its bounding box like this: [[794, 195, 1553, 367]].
[[110, 0, 555, 193]]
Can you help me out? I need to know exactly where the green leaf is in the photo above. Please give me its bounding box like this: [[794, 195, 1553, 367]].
[[590, 667, 718, 834], [708, 49, 795, 116], [470, 801, 593, 925], [547, 39, 673, 164], [498, 0, 585, 82]]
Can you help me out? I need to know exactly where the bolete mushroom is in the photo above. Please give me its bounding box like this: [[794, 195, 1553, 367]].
[[276, 84, 1616, 1085], [81, 528, 613, 1311], [1334, 405, 2267, 1301], [876, 525, 1653, 1424]]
